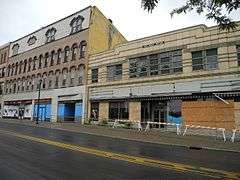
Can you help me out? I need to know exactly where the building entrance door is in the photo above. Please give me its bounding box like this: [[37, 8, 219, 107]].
[[152, 102, 167, 128], [39, 106, 46, 122]]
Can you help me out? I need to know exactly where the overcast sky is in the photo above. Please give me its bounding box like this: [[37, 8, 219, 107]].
[[0, 0, 240, 45]]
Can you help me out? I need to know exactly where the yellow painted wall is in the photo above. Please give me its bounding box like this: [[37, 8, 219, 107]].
[[129, 101, 141, 122], [88, 6, 127, 55]]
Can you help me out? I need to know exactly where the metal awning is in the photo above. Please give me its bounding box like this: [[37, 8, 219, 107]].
[[214, 91, 240, 97]]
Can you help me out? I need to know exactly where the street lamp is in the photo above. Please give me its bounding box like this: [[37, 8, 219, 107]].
[[36, 79, 42, 124]]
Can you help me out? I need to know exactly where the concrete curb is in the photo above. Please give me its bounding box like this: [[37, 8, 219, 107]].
[[1, 119, 240, 153], [52, 127, 240, 153]]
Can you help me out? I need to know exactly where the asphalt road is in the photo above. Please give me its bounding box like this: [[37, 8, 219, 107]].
[[0, 121, 239, 180]]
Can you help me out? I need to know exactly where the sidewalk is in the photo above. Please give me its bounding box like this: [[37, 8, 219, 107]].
[[1, 118, 240, 153]]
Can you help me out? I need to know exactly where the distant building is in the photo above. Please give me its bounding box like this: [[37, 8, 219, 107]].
[[88, 23, 240, 130], [0, 43, 10, 113], [0, 6, 126, 122]]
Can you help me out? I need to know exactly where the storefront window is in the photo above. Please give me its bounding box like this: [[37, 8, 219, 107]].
[[109, 101, 129, 120], [90, 102, 99, 121]]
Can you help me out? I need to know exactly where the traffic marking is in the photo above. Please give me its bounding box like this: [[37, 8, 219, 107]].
[[0, 129, 239, 179]]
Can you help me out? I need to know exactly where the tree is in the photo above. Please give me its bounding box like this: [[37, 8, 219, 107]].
[[141, 0, 240, 30]]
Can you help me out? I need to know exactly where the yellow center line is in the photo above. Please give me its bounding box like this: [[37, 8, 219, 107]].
[[0, 129, 239, 179]]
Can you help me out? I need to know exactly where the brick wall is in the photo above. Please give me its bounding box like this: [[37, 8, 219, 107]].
[[182, 100, 235, 130], [234, 102, 240, 129]]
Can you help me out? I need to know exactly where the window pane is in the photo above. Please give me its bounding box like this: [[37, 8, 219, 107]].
[[120, 102, 129, 119], [206, 56, 218, 70], [192, 57, 203, 70], [109, 102, 119, 119], [150, 58, 158, 75], [115, 64, 122, 80], [129, 59, 138, 78], [107, 66, 115, 81], [92, 68, 98, 83], [138, 57, 148, 77], [206, 48, 217, 56], [192, 51, 202, 59]]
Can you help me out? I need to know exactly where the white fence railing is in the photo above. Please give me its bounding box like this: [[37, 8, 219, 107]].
[[112, 119, 142, 131], [183, 124, 226, 142], [145, 121, 181, 135], [231, 129, 240, 142]]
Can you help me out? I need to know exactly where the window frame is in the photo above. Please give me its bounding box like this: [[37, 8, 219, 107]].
[[192, 48, 218, 71], [107, 64, 122, 81], [129, 50, 182, 78], [91, 68, 98, 83], [109, 101, 129, 120]]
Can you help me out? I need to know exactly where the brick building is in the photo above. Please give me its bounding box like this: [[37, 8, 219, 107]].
[[88, 23, 240, 130], [0, 6, 126, 122], [0, 43, 10, 111]]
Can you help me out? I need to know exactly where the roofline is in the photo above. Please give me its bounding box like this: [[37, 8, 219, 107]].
[[91, 21, 240, 57], [0, 42, 10, 50], [10, 5, 92, 44], [125, 20, 240, 45]]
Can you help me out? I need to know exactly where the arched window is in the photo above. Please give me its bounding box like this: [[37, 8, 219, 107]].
[[23, 60, 27, 73], [55, 70, 60, 88], [21, 77, 25, 92], [78, 65, 85, 85], [57, 49, 62, 64], [48, 71, 53, 89], [70, 15, 84, 34], [62, 68, 68, 87], [38, 55, 43, 69], [2, 67, 5, 77], [28, 58, 32, 72], [71, 44, 77, 61], [13, 83, 16, 93], [64, 46, 70, 62], [45, 28, 56, 43], [42, 73, 47, 89], [79, 41, 87, 58], [26, 76, 30, 91], [7, 65, 10, 77], [17, 79, 21, 92], [27, 36, 37, 46], [31, 75, 35, 91], [50, 51, 55, 66], [15, 63, 18, 75], [18, 61, 22, 74], [11, 64, 15, 76], [70, 67, 76, 85], [44, 53, 49, 68], [33, 56, 37, 70], [5, 81, 8, 94], [12, 43, 19, 56]]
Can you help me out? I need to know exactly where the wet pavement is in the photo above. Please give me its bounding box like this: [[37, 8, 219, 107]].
[[0, 121, 239, 180]]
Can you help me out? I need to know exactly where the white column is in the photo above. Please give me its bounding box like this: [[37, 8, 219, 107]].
[[51, 96, 58, 122], [82, 86, 87, 124], [31, 99, 35, 121]]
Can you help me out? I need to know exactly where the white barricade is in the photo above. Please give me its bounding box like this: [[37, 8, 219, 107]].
[[112, 119, 142, 131], [231, 129, 240, 142], [145, 121, 181, 135], [183, 125, 226, 142]]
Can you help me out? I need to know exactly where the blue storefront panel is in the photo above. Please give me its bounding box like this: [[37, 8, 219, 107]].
[[75, 103, 83, 122], [34, 103, 51, 122], [57, 101, 83, 122]]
